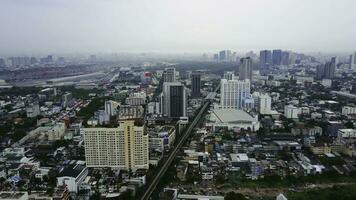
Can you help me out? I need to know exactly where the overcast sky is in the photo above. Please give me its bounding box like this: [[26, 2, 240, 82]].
[[0, 0, 356, 55]]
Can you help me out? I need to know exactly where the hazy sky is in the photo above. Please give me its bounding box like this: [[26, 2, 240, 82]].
[[1, 0, 356, 55]]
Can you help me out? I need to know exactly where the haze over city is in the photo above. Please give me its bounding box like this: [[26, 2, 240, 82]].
[[1, 1, 356, 200], [1, 0, 356, 55]]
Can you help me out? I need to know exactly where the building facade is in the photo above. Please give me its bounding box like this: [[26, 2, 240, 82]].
[[220, 79, 252, 110], [163, 82, 187, 118], [239, 57, 253, 81], [82, 120, 149, 171], [191, 73, 201, 98]]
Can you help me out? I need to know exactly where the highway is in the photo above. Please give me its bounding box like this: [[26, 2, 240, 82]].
[[139, 83, 219, 200]]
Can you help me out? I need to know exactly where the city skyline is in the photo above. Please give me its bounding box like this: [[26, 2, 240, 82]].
[[1, 0, 356, 54]]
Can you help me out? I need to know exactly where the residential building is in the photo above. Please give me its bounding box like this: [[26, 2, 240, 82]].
[[220, 79, 253, 110], [342, 106, 356, 115], [223, 71, 235, 80], [284, 105, 299, 119], [105, 100, 120, 117], [118, 105, 144, 119], [62, 92, 72, 107], [125, 92, 146, 105], [162, 67, 176, 83], [26, 103, 40, 118], [253, 93, 271, 114], [82, 120, 149, 171]]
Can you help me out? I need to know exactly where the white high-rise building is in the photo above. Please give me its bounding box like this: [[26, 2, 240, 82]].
[[125, 92, 146, 106], [223, 71, 235, 80], [253, 92, 272, 114], [162, 67, 176, 82], [104, 100, 120, 117], [220, 79, 253, 109], [26, 103, 40, 118], [284, 105, 299, 119], [342, 106, 356, 116], [82, 120, 149, 171]]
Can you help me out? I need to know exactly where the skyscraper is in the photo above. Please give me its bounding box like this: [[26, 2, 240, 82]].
[[191, 73, 201, 98], [219, 50, 231, 62], [163, 82, 187, 118], [272, 49, 282, 66], [82, 120, 149, 171], [324, 61, 335, 79], [220, 79, 252, 109], [281, 51, 290, 65], [259, 50, 272, 69], [0, 58, 5, 68], [316, 58, 336, 80], [239, 57, 253, 81], [162, 67, 176, 83], [316, 64, 325, 80], [219, 50, 226, 62], [350, 52, 356, 70]]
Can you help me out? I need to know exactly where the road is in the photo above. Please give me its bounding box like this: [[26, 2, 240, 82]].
[[139, 83, 219, 200]]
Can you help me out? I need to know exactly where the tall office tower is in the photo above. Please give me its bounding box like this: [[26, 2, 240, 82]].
[[331, 56, 338, 67], [272, 49, 282, 66], [104, 100, 120, 117], [163, 82, 187, 118], [226, 50, 232, 61], [162, 67, 176, 83], [259, 50, 272, 69], [0, 58, 5, 68], [219, 50, 226, 62], [220, 79, 252, 109], [350, 52, 356, 70], [324, 61, 335, 79], [223, 71, 235, 80], [316, 64, 325, 80], [191, 73, 201, 98], [281, 51, 290, 65], [82, 120, 149, 171], [239, 57, 253, 81]]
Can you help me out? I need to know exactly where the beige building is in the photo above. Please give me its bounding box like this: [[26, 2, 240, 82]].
[[81, 120, 149, 171]]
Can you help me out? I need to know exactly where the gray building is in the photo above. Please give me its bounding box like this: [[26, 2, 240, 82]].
[[191, 73, 201, 98], [272, 49, 282, 66], [259, 50, 272, 69], [239, 57, 253, 81], [282, 51, 290, 65], [163, 82, 187, 118]]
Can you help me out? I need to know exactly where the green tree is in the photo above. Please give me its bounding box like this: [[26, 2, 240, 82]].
[[225, 192, 247, 200]]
